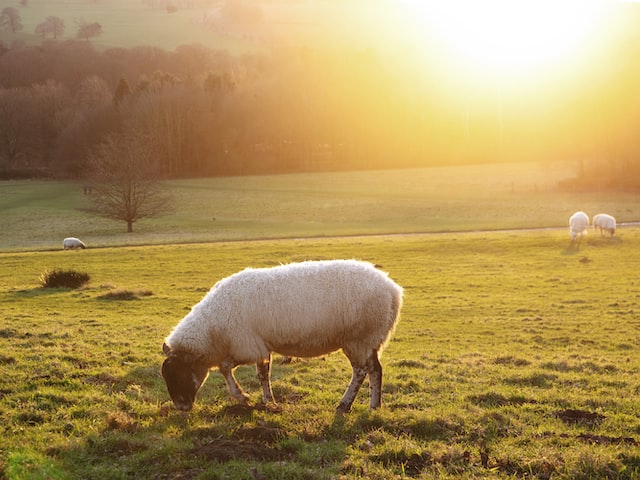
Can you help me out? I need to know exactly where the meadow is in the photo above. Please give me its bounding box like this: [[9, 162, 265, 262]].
[[1, 161, 639, 252], [1, 163, 640, 479], [1, 229, 640, 479]]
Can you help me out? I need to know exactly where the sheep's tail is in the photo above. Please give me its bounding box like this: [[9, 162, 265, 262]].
[[380, 288, 403, 352]]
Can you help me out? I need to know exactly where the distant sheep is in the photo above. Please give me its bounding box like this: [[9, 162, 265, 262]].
[[593, 213, 616, 237], [569, 211, 589, 242], [162, 259, 403, 413], [63, 237, 86, 250]]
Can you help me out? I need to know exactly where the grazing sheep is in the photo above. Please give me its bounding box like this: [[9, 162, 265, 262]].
[[569, 211, 589, 242], [63, 237, 86, 250], [161, 259, 403, 414], [593, 213, 616, 237]]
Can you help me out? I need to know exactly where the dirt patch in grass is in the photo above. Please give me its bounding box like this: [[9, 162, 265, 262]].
[[192, 439, 288, 462], [555, 409, 605, 425], [0, 354, 16, 365], [16, 413, 47, 425], [235, 425, 288, 443]]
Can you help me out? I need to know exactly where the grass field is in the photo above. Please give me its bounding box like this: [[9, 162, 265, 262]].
[[1, 161, 639, 252], [1, 163, 640, 479], [1, 228, 639, 479]]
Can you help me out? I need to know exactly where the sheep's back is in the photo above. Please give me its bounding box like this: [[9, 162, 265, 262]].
[[594, 213, 615, 228], [569, 212, 589, 232], [210, 260, 402, 357]]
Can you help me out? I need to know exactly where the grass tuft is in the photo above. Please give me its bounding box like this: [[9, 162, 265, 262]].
[[39, 268, 90, 289], [97, 289, 153, 301]]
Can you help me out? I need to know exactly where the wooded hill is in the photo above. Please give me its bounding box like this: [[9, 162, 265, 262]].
[[1, 1, 640, 190]]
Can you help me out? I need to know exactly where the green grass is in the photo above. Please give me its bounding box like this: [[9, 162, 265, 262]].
[[2, 162, 639, 252], [1, 228, 639, 479]]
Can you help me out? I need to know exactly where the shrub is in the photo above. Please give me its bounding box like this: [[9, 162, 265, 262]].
[[40, 269, 90, 289]]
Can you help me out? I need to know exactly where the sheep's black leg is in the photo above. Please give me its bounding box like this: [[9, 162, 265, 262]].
[[337, 364, 367, 413], [219, 360, 250, 404], [367, 351, 383, 409], [257, 356, 274, 404]]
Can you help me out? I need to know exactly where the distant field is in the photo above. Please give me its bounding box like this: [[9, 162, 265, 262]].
[[1, 229, 639, 479], [1, 161, 639, 252]]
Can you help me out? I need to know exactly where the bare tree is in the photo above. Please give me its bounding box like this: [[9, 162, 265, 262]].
[[88, 132, 173, 232], [0, 7, 23, 33]]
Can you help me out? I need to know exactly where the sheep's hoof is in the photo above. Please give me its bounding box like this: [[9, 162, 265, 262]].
[[336, 403, 351, 415]]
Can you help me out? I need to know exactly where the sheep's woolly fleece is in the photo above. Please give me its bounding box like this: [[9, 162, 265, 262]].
[[165, 259, 403, 365]]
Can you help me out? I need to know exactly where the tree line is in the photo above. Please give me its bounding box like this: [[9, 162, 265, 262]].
[[0, 39, 455, 180], [1, 29, 640, 189], [1, 7, 103, 41]]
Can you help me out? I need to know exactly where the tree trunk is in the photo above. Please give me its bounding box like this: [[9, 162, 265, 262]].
[[127, 221, 133, 233]]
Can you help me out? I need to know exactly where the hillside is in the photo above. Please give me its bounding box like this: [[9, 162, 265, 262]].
[[2, 162, 639, 252]]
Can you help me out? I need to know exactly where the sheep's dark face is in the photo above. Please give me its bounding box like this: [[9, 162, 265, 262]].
[[161, 350, 209, 412]]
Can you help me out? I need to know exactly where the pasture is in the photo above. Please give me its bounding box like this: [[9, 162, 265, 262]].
[[1, 161, 639, 252], [1, 162, 640, 478], [1, 228, 639, 479]]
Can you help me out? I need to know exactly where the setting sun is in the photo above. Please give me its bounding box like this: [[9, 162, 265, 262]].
[[400, 0, 612, 78]]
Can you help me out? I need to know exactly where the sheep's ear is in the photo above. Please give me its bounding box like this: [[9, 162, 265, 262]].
[[162, 342, 172, 356]]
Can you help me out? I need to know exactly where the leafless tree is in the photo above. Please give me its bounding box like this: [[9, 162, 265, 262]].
[[88, 131, 174, 232]]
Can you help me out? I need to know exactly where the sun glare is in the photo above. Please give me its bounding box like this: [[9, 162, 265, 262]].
[[401, 0, 611, 78]]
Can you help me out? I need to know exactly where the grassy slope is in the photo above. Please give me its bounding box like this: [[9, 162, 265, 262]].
[[2, 162, 639, 252], [1, 228, 639, 479]]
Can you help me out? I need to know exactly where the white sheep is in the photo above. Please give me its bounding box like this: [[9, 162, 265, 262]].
[[63, 237, 86, 250], [569, 211, 589, 242], [161, 259, 403, 413], [593, 213, 616, 237]]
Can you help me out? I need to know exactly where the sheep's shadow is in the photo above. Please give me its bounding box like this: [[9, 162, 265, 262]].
[[592, 236, 623, 245], [561, 242, 584, 255], [562, 235, 623, 255]]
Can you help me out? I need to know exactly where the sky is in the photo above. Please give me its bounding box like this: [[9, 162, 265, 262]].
[[394, 0, 621, 80]]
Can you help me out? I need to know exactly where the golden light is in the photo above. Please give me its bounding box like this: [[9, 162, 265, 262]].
[[400, 0, 612, 79]]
